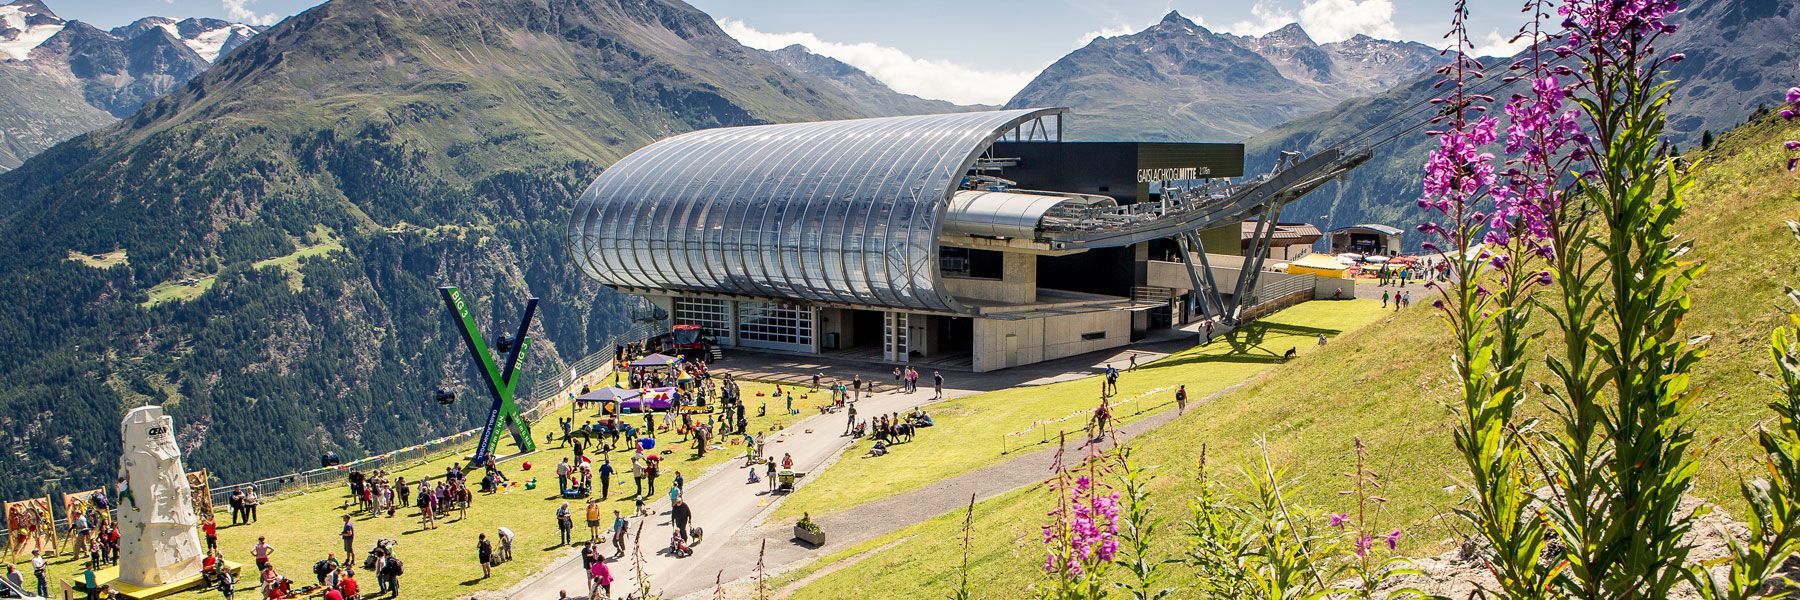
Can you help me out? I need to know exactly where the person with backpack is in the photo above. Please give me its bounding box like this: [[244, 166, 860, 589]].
[[476, 534, 493, 579], [378, 553, 402, 597], [1175, 384, 1188, 415], [556, 502, 574, 546], [312, 554, 339, 586]]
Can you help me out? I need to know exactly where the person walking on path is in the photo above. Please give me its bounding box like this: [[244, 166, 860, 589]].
[[556, 502, 574, 546], [1382, 290, 1390, 308], [587, 558, 612, 599], [610, 510, 627, 559], [765, 457, 777, 493], [476, 533, 493, 579], [1128, 353, 1138, 371], [933, 371, 943, 400], [670, 498, 693, 541], [340, 514, 356, 562], [845, 402, 858, 436], [1175, 384, 1188, 415]]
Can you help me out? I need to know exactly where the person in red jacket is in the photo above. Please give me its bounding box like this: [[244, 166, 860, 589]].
[[337, 569, 360, 600]]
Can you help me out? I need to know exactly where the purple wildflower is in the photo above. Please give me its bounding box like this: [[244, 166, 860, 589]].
[[1385, 529, 1403, 550], [1329, 513, 1351, 529]]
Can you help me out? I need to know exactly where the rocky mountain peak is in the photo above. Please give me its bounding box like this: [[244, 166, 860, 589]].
[[1263, 23, 1318, 48]]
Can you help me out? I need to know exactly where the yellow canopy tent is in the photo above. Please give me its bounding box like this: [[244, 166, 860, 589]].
[[1285, 254, 1350, 278]]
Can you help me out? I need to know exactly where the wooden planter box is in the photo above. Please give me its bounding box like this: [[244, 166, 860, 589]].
[[794, 525, 825, 546]]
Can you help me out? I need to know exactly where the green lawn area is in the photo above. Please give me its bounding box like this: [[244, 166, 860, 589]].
[[773, 299, 1392, 522], [36, 379, 814, 599], [142, 226, 344, 307], [66, 249, 128, 269]]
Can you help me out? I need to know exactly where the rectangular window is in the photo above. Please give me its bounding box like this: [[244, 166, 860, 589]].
[[673, 297, 730, 340], [735, 300, 814, 352], [1081, 331, 1107, 341], [940, 247, 1004, 280]]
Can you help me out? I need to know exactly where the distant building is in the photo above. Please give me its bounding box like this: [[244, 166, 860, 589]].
[[1329, 224, 1403, 256], [568, 108, 1273, 372], [1241, 221, 1321, 260]]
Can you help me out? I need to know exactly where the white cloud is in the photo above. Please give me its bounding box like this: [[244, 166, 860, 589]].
[[1220, 2, 1295, 37], [1472, 28, 1534, 58], [1074, 24, 1138, 48], [222, 0, 278, 27], [1297, 0, 1400, 43], [717, 18, 1037, 106]]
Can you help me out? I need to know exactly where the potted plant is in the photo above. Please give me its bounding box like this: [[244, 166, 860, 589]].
[[794, 512, 825, 546]]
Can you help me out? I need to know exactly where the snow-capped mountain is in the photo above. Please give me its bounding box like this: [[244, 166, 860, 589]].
[[0, 0, 266, 170], [0, 0, 63, 61], [115, 16, 262, 62], [1008, 12, 1440, 142]]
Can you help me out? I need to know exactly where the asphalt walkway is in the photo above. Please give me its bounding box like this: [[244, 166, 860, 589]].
[[501, 342, 1196, 599]]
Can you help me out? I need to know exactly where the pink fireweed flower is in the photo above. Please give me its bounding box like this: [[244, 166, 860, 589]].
[[1385, 529, 1403, 550], [1329, 513, 1351, 529], [1355, 535, 1373, 557]]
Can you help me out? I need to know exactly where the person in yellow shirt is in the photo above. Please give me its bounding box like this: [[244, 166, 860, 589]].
[[585, 499, 602, 543]]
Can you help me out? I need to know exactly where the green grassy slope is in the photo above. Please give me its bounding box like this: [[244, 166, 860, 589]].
[[783, 110, 1800, 599], [773, 300, 1391, 522]]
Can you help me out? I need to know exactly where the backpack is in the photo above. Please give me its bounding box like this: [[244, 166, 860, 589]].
[[386, 558, 403, 576], [313, 560, 333, 577]]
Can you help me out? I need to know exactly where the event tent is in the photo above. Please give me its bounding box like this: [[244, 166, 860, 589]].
[[1285, 253, 1351, 278], [577, 387, 641, 403], [628, 353, 682, 367]]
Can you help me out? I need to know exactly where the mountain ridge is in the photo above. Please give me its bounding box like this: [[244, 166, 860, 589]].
[[1008, 11, 1437, 142], [0, 0, 268, 170], [0, 0, 893, 497]]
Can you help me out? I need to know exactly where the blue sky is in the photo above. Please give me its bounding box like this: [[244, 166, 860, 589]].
[[58, 0, 1528, 104]]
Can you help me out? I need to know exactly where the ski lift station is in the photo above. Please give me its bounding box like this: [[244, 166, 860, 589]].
[[567, 108, 1365, 371]]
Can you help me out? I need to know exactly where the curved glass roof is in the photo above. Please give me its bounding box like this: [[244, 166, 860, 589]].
[[568, 108, 1066, 313]]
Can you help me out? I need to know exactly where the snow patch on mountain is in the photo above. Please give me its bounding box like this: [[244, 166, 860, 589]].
[[152, 20, 257, 62], [0, 3, 64, 61]]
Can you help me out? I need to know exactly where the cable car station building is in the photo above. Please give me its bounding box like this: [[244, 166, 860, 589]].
[[568, 108, 1339, 372]]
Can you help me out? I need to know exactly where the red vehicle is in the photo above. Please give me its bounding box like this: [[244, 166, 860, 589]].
[[650, 324, 716, 361]]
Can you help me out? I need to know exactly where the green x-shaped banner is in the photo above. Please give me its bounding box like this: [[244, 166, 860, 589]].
[[440, 286, 537, 465]]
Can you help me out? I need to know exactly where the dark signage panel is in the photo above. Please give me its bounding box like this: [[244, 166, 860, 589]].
[[989, 142, 1244, 205]]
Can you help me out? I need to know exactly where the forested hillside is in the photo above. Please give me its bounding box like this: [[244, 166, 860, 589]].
[[0, 0, 886, 497]]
